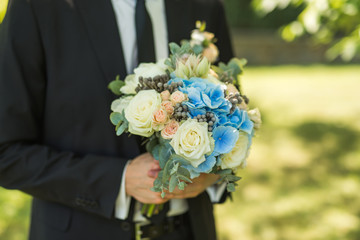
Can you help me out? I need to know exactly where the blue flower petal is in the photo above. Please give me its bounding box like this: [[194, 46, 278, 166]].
[[213, 126, 239, 154], [239, 111, 254, 135]]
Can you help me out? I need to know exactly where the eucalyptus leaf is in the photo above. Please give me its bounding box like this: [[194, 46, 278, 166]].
[[152, 145, 160, 161], [116, 122, 127, 136], [169, 175, 177, 193], [169, 42, 181, 54], [110, 112, 124, 125], [226, 175, 242, 182], [216, 169, 233, 176], [177, 167, 191, 179], [178, 175, 192, 183], [159, 145, 172, 168], [193, 45, 203, 55], [146, 137, 159, 154], [170, 163, 179, 175], [108, 75, 125, 96], [162, 160, 172, 183], [227, 183, 236, 192], [178, 181, 186, 190]]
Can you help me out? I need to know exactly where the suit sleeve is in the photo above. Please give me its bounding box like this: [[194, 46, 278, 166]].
[[0, 0, 125, 219]]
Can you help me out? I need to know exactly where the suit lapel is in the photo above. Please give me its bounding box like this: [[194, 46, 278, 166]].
[[75, 0, 127, 81]]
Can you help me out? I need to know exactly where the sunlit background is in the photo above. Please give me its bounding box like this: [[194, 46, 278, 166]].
[[1, 0, 360, 239]]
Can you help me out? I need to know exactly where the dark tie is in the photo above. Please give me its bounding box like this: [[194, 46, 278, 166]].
[[135, 0, 156, 63]]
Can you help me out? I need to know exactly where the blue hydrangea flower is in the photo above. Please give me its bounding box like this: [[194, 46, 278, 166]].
[[212, 126, 239, 155], [183, 154, 217, 179]]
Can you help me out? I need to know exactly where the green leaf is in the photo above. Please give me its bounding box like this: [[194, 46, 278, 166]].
[[152, 145, 160, 161], [116, 122, 128, 136], [193, 45, 203, 55], [169, 175, 177, 193], [169, 42, 181, 55], [177, 167, 191, 179], [159, 144, 172, 168], [162, 160, 173, 183], [227, 183, 236, 192], [178, 181, 186, 190], [226, 175, 242, 182], [169, 154, 189, 166], [161, 191, 166, 198], [178, 175, 192, 183], [108, 75, 125, 96], [170, 163, 179, 175], [110, 112, 124, 125], [216, 169, 233, 176], [146, 136, 159, 154]]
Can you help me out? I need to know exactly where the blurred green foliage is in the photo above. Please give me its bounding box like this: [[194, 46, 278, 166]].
[[224, 0, 303, 29], [251, 0, 360, 61], [1, 65, 360, 240], [0, 0, 8, 23], [215, 64, 360, 240]]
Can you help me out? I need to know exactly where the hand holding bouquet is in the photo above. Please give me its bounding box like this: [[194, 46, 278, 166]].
[[109, 22, 261, 211]]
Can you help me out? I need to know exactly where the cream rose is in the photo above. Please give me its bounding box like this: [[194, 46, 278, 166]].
[[220, 131, 250, 170], [111, 96, 133, 113], [170, 119, 213, 168], [125, 90, 161, 137], [161, 120, 179, 139], [120, 61, 167, 94], [248, 108, 262, 130], [120, 74, 137, 95]]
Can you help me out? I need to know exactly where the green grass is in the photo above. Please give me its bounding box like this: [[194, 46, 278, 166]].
[[1, 65, 360, 239]]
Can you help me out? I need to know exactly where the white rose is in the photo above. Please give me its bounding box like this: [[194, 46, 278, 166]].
[[248, 108, 262, 130], [120, 74, 137, 95], [170, 119, 213, 168], [124, 90, 161, 137], [120, 61, 167, 94], [220, 131, 250, 170], [111, 96, 133, 113]]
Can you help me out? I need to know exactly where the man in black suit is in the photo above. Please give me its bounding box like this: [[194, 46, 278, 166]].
[[0, 0, 233, 239]]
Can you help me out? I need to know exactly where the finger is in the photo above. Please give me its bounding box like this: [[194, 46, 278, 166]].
[[147, 169, 160, 178]]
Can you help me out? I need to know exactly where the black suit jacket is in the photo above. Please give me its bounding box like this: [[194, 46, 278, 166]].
[[0, 0, 233, 239]]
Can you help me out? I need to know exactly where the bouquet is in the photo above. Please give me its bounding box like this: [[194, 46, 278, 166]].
[[109, 22, 261, 215]]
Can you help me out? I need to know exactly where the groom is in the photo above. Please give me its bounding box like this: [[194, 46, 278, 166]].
[[0, 0, 233, 239]]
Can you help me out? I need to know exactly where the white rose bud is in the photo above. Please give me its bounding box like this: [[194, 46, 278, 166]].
[[111, 96, 134, 113], [248, 108, 262, 130], [120, 74, 137, 95], [125, 90, 161, 137], [170, 119, 213, 168]]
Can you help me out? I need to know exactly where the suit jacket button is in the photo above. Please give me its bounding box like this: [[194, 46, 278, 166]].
[[121, 222, 131, 231]]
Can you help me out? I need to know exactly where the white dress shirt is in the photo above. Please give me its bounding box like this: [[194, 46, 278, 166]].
[[111, 0, 226, 222]]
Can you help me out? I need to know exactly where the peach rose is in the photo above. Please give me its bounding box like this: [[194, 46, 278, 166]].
[[160, 90, 171, 101], [170, 91, 187, 104], [203, 43, 219, 63], [161, 101, 174, 116], [161, 120, 180, 139], [152, 108, 169, 131]]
